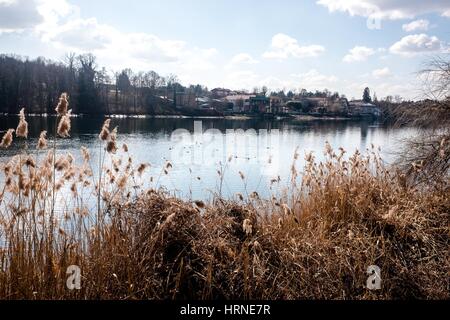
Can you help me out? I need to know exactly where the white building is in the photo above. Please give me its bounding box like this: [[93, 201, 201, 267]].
[[225, 94, 254, 112], [348, 101, 381, 117]]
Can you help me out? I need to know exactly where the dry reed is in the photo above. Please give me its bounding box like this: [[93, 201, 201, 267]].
[[0, 102, 448, 300]]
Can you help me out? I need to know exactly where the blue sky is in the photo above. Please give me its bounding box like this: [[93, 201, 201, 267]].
[[1, 0, 449, 100]]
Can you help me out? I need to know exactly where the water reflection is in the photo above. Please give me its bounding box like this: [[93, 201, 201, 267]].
[[0, 116, 415, 200]]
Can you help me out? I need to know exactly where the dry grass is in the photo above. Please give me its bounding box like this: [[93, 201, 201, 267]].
[[0, 95, 448, 300]]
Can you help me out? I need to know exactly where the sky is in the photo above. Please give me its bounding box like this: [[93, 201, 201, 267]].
[[0, 0, 449, 100]]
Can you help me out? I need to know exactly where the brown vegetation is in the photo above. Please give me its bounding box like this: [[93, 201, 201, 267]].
[[0, 95, 448, 300], [394, 56, 449, 187]]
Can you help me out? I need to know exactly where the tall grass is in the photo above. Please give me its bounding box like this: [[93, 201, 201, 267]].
[[0, 94, 448, 299]]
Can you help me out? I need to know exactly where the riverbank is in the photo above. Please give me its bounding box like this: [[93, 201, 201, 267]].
[[293, 114, 351, 121], [0, 112, 254, 121], [0, 139, 447, 299], [0, 103, 447, 300], [0, 112, 375, 122]]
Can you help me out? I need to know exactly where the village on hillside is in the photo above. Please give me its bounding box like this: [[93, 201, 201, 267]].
[[0, 54, 384, 119], [168, 86, 382, 119]]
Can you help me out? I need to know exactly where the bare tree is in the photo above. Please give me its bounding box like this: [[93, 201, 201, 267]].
[[419, 55, 450, 100], [396, 55, 450, 187]]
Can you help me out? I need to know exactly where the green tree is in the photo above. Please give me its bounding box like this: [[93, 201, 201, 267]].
[[117, 69, 132, 92], [261, 85, 268, 96], [77, 54, 100, 113], [363, 87, 372, 103]]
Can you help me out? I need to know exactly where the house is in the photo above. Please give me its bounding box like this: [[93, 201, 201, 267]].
[[211, 88, 233, 99], [348, 101, 381, 117], [225, 94, 253, 112], [249, 95, 270, 113], [196, 96, 211, 108], [269, 96, 286, 113], [362, 103, 381, 117], [175, 92, 197, 108], [210, 99, 229, 111], [291, 97, 329, 114], [328, 98, 349, 115]]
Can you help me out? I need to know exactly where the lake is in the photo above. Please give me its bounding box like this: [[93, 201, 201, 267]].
[[0, 116, 416, 201]]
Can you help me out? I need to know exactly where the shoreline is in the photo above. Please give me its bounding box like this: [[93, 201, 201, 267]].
[[0, 112, 375, 122], [292, 114, 352, 121]]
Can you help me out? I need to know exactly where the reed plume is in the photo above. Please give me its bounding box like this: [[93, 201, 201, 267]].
[[37, 131, 48, 149], [55, 93, 69, 116], [0, 129, 14, 149], [57, 110, 72, 138], [16, 108, 28, 138], [99, 119, 111, 141], [106, 126, 118, 154], [0, 105, 447, 301]]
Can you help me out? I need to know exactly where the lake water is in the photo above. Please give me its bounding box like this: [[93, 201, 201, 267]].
[[0, 116, 416, 201]]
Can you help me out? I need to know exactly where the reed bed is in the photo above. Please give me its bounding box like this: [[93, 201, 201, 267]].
[[0, 94, 448, 300]]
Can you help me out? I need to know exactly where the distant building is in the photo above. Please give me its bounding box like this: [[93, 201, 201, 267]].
[[328, 98, 349, 114], [291, 97, 329, 114], [225, 94, 253, 112], [175, 92, 197, 108], [269, 96, 286, 113], [196, 96, 211, 108], [211, 88, 233, 99], [348, 101, 381, 117], [249, 96, 270, 113], [210, 99, 229, 111]]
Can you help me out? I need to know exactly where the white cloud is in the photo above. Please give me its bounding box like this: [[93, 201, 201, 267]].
[[34, 4, 194, 64], [343, 46, 375, 63], [35, 0, 80, 33], [176, 47, 218, 73], [0, 0, 79, 34], [317, 0, 450, 20], [0, 0, 218, 79], [222, 70, 259, 90], [345, 80, 417, 100], [116, 33, 188, 63], [402, 19, 429, 32], [257, 76, 295, 90], [44, 18, 115, 50], [222, 70, 338, 92], [291, 69, 338, 90], [376, 82, 418, 100], [225, 53, 258, 69], [229, 53, 258, 65], [40, 17, 196, 64], [0, 0, 43, 33], [372, 67, 392, 78], [12, 1, 218, 81], [389, 34, 443, 56], [263, 33, 324, 59]]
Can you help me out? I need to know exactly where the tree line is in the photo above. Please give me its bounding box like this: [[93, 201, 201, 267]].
[[0, 53, 208, 115], [0, 53, 412, 116]]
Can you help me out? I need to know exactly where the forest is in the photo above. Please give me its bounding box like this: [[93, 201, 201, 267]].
[[0, 53, 209, 116]]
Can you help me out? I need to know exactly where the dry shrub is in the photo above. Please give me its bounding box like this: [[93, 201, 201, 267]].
[[0, 103, 448, 300], [394, 56, 450, 186], [83, 147, 448, 299]]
